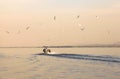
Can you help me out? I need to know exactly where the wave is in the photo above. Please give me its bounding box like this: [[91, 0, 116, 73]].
[[36, 53, 120, 63]]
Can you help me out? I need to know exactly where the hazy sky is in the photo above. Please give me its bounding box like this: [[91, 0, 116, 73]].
[[0, 0, 120, 46]]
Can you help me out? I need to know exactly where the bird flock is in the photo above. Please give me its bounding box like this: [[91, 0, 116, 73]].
[[1, 15, 110, 35]]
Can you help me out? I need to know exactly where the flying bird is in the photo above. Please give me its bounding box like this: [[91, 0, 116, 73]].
[[54, 16, 56, 20], [26, 26, 30, 30], [80, 27, 85, 31], [96, 16, 103, 23], [96, 16, 100, 20], [5, 31, 10, 34], [77, 15, 80, 19]]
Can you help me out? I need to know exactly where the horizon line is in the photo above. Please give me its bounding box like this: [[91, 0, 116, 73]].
[[0, 44, 120, 48]]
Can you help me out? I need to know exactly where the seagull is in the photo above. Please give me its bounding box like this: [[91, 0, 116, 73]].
[[80, 27, 85, 31], [26, 26, 30, 30], [54, 16, 56, 20], [5, 31, 10, 34], [77, 15, 80, 19], [96, 16, 100, 20]]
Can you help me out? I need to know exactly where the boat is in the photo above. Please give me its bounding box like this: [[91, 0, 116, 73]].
[[43, 48, 51, 54]]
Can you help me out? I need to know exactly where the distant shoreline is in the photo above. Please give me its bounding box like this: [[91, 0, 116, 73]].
[[0, 45, 120, 48]]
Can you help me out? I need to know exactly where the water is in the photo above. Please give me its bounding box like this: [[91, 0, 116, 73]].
[[0, 48, 120, 79]]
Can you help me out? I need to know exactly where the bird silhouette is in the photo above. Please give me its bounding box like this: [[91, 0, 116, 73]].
[[80, 27, 85, 31], [5, 31, 10, 34], [26, 26, 30, 30], [77, 15, 80, 19], [54, 16, 56, 20], [96, 16, 100, 20]]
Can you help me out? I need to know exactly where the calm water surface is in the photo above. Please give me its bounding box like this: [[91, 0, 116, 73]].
[[0, 48, 120, 79]]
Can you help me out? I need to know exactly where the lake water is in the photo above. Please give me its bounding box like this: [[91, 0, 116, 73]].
[[0, 48, 120, 79]]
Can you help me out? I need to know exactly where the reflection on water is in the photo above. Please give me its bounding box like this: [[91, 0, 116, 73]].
[[0, 48, 120, 79]]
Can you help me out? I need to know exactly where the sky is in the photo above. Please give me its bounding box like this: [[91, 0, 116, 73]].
[[0, 0, 120, 46]]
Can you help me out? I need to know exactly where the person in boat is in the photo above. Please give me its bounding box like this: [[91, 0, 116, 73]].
[[43, 47, 47, 54], [43, 47, 51, 54]]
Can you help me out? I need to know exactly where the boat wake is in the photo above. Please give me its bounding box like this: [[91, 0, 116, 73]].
[[36, 53, 120, 63]]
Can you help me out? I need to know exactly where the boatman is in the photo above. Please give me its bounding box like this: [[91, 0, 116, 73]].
[[43, 47, 51, 54]]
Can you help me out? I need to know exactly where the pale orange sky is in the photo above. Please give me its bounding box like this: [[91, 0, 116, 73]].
[[0, 0, 120, 46]]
